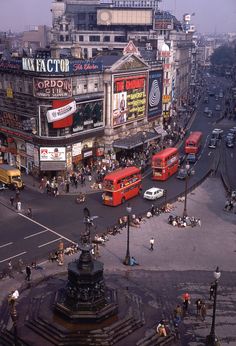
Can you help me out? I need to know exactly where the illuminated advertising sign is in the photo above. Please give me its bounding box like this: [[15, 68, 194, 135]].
[[148, 70, 163, 120], [33, 78, 72, 98], [113, 75, 146, 127], [72, 100, 103, 133], [46, 100, 76, 123], [22, 58, 103, 74], [39, 147, 66, 161]]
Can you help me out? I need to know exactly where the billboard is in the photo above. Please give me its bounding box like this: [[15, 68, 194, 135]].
[[72, 100, 103, 133], [113, 75, 146, 127], [46, 100, 76, 123], [33, 77, 72, 99], [39, 147, 66, 161], [97, 9, 152, 26], [148, 70, 163, 120]]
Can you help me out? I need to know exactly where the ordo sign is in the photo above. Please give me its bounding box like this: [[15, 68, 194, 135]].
[[33, 78, 72, 98]]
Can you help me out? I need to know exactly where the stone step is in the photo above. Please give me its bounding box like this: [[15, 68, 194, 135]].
[[136, 329, 176, 346], [0, 299, 10, 331], [0, 330, 30, 346]]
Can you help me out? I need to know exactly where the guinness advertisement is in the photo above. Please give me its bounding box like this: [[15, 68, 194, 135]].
[[33, 77, 72, 99]]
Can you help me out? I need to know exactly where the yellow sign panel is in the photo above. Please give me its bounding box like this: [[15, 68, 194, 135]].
[[162, 95, 171, 103], [6, 87, 13, 98]]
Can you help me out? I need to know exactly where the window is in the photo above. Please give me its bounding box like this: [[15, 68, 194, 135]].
[[84, 84, 87, 90], [78, 13, 85, 21], [103, 36, 110, 42], [79, 35, 84, 42], [114, 36, 126, 42], [60, 35, 64, 42], [94, 83, 98, 89], [89, 36, 100, 42]]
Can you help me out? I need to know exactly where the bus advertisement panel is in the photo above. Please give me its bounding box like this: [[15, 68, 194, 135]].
[[185, 131, 203, 154], [152, 147, 179, 181], [102, 166, 142, 206]]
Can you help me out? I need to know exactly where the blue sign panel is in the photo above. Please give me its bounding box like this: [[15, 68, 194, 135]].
[[148, 70, 163, 120]]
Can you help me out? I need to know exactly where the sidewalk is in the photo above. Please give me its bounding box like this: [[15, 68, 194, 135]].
[[1, 176, 236, 345]]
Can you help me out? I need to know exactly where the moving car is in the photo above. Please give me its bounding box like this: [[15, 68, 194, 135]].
[[226, 140, 234, 148], [212, 128, 223, 140], [176, 168, 188, 180], [204, 107, 209, 113], [143, 187, 164, 200], [186, 153, 197, 164], [208, 138, 217, 149], [215, 104, 221, 111]]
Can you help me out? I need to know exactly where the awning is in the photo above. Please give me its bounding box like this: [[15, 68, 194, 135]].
[[113, 131, 158, 150], [154, 126, 168, 137]]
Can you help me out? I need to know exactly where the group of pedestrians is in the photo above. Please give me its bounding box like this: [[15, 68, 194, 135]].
[[168, 215, 201, 228]]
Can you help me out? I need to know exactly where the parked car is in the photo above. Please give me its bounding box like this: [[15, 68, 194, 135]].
[[143, 187, 164, 200], [176, 168, 188, 180], [186, 153, 197, 164], [208, 138, 217, 149]]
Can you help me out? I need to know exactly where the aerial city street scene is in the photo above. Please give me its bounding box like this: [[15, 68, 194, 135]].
[[0, 0, 236, 345]]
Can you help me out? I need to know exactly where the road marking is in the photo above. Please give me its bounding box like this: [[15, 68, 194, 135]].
[[19, 213, 77, 245], [231, 153, 233, 158], [0, 251, 27, 264], [0, 242, 13, 249], [24, 229, 48, 239], [38, 237, 62, 248]]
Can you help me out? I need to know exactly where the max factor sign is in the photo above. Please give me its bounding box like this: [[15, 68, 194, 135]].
[[22, 58, 70, 73], [46, 101, 76, 123]]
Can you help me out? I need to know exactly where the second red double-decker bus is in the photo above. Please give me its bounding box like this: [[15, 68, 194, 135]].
[[185, 131, 203, 154], [102, 166, 142, 206], [152, 147, 179, 181]]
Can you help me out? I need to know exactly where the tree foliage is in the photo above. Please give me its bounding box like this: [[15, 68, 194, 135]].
[[210, 45, 235, 66]]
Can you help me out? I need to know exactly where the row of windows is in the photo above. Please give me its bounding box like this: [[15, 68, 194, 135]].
[[78, 35, 126, 43]]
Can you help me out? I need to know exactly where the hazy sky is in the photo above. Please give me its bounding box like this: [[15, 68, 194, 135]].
[[0, 0, 236, 33]]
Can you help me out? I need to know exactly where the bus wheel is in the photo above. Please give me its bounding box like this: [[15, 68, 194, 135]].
[[121, 197, 125, 204]]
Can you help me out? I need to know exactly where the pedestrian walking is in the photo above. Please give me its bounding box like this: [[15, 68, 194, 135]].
[[27, 207, 32, 218], [182, 292, 191, 316], [15, 189, 20, 203], [200, 301, 207, 321], [195, 298, 202, 319], [149, 237, 154, 251], [25, 265, 31, 281], [8, 260, 14, 278], [10, 196, 14, 207], [174, 304, 182, 323]]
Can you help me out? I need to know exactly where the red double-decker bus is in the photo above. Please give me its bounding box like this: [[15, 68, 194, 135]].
[[185, 131, 203, 154], [102, 166, 142, 206], [152, 147, 179, 181]]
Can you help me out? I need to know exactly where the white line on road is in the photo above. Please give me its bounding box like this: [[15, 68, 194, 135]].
[[24, 229, 48, 240], [38, 237, 62, 248], [0, 242, 13, 249], [19, 213, 77, 245], [231, 153, 233, 158], [0, 251, 27, 264]]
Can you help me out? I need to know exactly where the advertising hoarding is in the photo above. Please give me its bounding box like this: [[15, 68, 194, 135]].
[[148, 70, 163, 120], [46, 100, 76, 123], [39, 147, 66, 161], [97, 9, 152, 26], [33, 77, 72, 99], [72, 100, 103, 133], [113, 75, 146, 127]]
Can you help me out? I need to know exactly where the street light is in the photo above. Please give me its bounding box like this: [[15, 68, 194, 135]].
[[183, 162, 195, 218], [123, 204, 132, 265], [206, 267, 221, 346]]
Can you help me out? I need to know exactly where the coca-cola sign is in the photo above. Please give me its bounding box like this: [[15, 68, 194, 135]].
[[33, 77, 72, 98]]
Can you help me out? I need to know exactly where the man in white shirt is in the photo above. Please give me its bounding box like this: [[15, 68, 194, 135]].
[[150, 237, 154, 251]]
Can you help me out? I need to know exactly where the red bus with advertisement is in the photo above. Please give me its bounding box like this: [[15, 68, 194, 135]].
[[152, 147, 179, 181], [185, 131, 203, 154], [102, 166, 142, 206]]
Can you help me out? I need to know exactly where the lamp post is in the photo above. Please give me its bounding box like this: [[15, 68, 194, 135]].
[[183, 162, 194, 218], [206, 267, 221, 346], [123, 204, 132, 265]]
